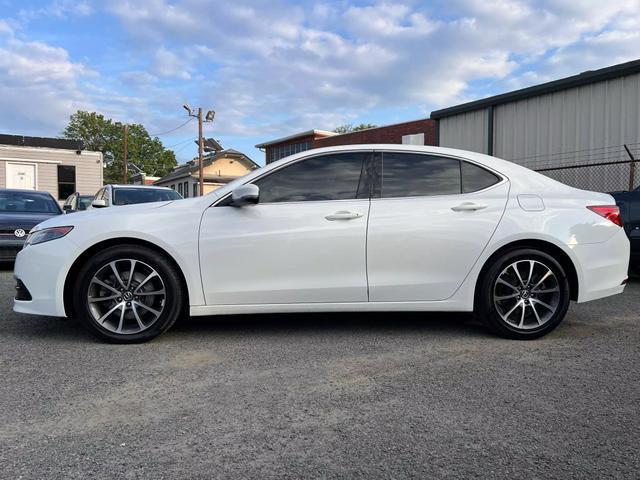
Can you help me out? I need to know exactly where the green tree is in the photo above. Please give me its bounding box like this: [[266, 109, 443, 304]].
[[62, 111, 177, 184], [333, 123, 378, 134]]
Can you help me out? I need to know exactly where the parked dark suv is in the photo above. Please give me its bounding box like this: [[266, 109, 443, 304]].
[[611, 186, 640, 272]]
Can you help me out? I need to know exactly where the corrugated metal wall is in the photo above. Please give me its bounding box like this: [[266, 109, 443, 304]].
[[439, 109, 489, 154], [494, 72, 640, 166], [437, 72, 640, 191]]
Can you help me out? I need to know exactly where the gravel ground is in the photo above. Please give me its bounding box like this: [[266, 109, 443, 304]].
[[0, 266, 639, 479]]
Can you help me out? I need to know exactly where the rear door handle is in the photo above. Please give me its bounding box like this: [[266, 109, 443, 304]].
[[451, 202, 487, 212], [325, 210, 364, 221]]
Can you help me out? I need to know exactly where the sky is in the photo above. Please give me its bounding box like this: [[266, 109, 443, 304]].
[[0, 0, 639, 165]]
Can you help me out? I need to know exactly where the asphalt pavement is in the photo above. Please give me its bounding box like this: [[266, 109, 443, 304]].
[[1, 266, 639, 479]]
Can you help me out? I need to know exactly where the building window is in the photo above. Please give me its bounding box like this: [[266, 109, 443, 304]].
[[402, 133, 425, 145], [269, 141, 311, 162], [178, 183, 183, 196], [193, 183, 198, 197], [171, 184, 176, 190], [183, 181, 189, 198], [57, 165, 76, 200]]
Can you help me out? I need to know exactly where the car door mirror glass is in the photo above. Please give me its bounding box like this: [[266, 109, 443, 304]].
[[231, 184, 259, 207], [62, 204, 72, 211]]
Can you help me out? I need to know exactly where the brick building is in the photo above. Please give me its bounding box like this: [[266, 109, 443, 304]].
[[256, 119, 436, 164]]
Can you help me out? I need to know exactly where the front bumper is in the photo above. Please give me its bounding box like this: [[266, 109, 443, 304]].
[[0, 239, 26, 261], [13, 236, 77, 317]]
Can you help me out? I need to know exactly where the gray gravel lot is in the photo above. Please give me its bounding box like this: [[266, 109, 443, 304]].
[[1, 266, 639, 479]]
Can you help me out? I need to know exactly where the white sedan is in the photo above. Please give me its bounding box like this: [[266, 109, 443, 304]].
[[13, 145, 630, 343]]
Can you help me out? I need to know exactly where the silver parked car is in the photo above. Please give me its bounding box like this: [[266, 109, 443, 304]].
[[91, 185, 183, 208]]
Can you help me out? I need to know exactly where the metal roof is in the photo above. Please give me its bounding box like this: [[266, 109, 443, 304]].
[[0, 134, 84, 151], [431, 58, 640, 119], [255, 130, 336, 148]]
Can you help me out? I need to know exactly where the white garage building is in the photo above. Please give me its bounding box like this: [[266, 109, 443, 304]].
[[0, 135, 103, 202]]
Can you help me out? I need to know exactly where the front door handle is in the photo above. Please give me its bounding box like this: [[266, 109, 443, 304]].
[[451, 202, 487, 212], [325, 210, 364, 221]]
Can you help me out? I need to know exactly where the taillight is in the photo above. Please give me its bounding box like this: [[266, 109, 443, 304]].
[[587, 205, 623, 227]]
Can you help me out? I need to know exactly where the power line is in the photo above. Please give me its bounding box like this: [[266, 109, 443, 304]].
[[165, 137, 196, 149], [149, 117, 194, 137], [173, 140, 196, 155]]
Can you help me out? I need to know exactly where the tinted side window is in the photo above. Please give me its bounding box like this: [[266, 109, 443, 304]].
[[462, 161, 500, 193], [254, 153, 367, 203], [382, 153, 461, 198]]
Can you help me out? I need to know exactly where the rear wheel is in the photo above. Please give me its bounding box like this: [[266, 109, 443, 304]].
[[73, 245, 184, 343], [477, 249, 570, 339]]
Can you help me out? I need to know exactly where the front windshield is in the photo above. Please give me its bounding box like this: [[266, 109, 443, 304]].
[[0, 191, 61, 214], [113, 188, 182, 206]]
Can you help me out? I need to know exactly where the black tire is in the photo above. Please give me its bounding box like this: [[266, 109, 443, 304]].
[[73, 244, 185, 343], [476, 248, 570, 340]]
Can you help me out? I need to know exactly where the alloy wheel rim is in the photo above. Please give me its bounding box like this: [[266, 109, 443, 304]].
[[87, 259, 166, 334], [493, 259, 560, 330]]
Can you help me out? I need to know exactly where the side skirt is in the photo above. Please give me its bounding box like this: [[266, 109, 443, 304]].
[[190, 300, 473, 317]]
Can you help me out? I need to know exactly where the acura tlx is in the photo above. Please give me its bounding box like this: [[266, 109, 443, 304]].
[[13, 145, 630, 343]]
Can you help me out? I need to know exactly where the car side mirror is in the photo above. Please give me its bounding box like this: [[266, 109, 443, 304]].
[[62, 204, 72, 212], [230, 184, 259, 207], [92, 199, 107, 208]]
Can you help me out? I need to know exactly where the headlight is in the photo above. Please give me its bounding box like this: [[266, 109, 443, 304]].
[[24, 226, 74, 247]]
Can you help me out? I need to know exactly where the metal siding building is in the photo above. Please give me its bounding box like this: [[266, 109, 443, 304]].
[[432, 60, 640, 192]]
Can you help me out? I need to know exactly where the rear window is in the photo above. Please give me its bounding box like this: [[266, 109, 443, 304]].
[[0, 191, 61, 214], [113, 188, 182, 206], [462, 162, 500, 193], [382, 153, 461, 198]]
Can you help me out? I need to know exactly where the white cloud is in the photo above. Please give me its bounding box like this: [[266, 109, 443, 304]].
[[18, 0, 93, 22], [0, 29, 93, 134], [152, 47, 192, 80], [2, 0, 640, 149], [102, 0, 640, 140]]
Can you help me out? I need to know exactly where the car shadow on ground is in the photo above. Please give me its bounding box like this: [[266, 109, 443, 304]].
[[170, 310, 484, 338]]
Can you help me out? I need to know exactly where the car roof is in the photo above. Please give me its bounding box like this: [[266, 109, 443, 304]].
[[106, 184, 172, 190], [0, 188, 55, 196]]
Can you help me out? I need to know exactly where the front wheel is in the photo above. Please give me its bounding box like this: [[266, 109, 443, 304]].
[[477, 248, 570, 339], [73, 245, 185, 343]]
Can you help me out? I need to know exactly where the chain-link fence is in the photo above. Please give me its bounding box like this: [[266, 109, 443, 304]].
[[507, 143, 640, 193]]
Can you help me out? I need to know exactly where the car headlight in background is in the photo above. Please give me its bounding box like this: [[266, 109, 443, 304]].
[[24, 226, 74, 247]]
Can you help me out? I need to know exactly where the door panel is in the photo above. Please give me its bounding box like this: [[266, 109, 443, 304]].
[[7, 163, 36, 190], [367, 154, 509, 302], [199, 200, 369, 305]]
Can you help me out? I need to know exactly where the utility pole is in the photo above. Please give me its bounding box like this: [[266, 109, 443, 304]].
[[198, 108, 204, 197], [123, 124, 129, 184], [183, 104, 215, 196]]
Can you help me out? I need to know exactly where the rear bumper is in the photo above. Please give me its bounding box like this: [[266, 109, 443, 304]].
[[572, 227, 630, 303]]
